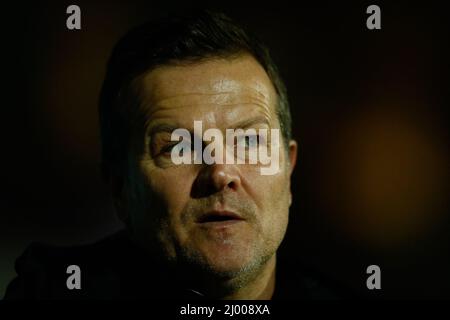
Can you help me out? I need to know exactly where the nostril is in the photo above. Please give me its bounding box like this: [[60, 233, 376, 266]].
[[190, 165, 240, 198], [227, 180, 237, 190]]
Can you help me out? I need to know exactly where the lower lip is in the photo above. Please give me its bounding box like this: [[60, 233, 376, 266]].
[[197, 219, 245, 229]]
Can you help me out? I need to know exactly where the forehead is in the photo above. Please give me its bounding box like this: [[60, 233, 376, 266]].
[[135, 55, 278, 126]]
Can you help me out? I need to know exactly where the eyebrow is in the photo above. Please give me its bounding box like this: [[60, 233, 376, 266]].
[[148, 123, 181, 137], [148, 116, 271, 137], [231, 116, 271, 129]]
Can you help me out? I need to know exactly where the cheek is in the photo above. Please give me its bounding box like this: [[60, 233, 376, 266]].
[[261, 174, 291, 219], [134, 163, 196, 254], [263, 175, 291, 243], [245, 165, 291, 233], [243, 159, 291, 210], [139, 163, 194, 219]]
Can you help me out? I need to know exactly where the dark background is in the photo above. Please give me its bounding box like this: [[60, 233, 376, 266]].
[[1, 1, 449, 298]]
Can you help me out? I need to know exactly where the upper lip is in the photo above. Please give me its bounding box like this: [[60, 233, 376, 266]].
[[196, 210, 245, 223]]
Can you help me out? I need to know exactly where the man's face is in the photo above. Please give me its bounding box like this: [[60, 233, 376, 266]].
[[120, 55, 297, 278]]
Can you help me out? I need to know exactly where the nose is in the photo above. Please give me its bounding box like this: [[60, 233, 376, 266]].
[[191, 163, 241, 198]]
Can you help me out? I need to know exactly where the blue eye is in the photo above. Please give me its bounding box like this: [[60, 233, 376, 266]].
[[160, 142, 197, 157], [237, 135, 259, 148], [161, 143, 178, 154]]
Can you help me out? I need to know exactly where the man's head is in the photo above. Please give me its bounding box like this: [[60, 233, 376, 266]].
[[99, 10, 297, 293]]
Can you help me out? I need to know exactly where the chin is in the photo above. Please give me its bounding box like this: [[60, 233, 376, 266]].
[[207, 258, 251, 277], [177, 235, 274, 277], [198, 246, 267, 279]]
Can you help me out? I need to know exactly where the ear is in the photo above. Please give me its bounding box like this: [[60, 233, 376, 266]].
[[288, 139, 298, 176], [287, 140, 298, 206]]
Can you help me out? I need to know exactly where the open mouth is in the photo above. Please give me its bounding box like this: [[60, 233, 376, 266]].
[[196, 211, 244, 224]]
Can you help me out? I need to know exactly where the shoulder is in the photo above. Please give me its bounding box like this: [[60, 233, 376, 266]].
[[3, 230, 130, 299], [274, 257, 355, 300]]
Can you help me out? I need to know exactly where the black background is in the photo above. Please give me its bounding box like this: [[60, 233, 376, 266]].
[[1, 1, 449, 299]]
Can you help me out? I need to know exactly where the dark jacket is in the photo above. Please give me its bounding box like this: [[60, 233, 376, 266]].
[[4, 230, 349, 300]]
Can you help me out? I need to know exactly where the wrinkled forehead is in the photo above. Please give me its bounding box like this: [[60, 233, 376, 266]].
[[134, 55, 279, 127]]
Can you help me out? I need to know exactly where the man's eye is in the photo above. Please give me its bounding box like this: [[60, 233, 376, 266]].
[[160, 143, 178, 155], [237, 135, 259, 148], [160, 142, 195, 157]]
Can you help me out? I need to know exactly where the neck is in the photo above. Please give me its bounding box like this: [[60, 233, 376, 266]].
[[131, 235, 277, 299], [221, 255, 276, 300]]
